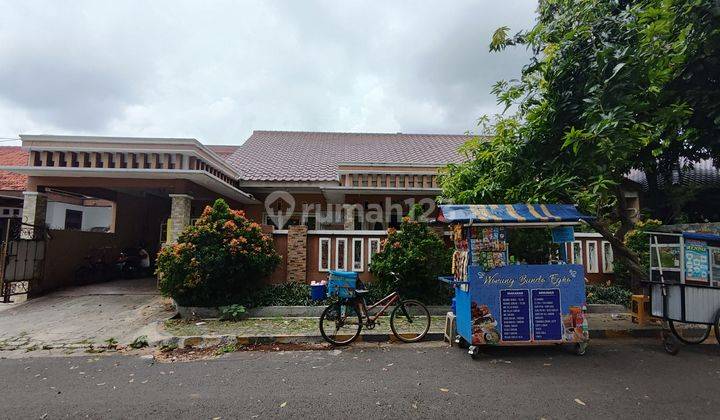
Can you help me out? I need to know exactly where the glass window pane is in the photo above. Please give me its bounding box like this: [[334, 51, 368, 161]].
[[602, 242, 614, 273], [650, 246, 681, 269], [352, 238, 363, 271]]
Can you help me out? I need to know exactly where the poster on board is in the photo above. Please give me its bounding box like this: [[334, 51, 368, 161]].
[[685, 239, 709, 283]]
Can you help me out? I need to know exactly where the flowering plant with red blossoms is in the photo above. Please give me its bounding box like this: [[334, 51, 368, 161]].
[[157, 199, 280, 306]]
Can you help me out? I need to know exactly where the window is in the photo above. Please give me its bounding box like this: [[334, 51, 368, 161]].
[[571, 241, 583, 264], [335, 238, 348, 270], [368, 238, 381, 266], [352, 238, 364, 272], [602, 241, 614, 273], [64, 209, 83, 230], [319, 238, 331, 272], [586, 241, 599, 273]]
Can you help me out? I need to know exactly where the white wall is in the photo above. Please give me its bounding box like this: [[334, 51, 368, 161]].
[[46, 201, 113, 231]]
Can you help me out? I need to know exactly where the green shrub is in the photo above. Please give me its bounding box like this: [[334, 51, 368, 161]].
[[219, 304, 246, 321], [369, 210, 453, 305], [586, 284, 632, 307], [243, 282, 324, 307], [156, 199, 281, 307]]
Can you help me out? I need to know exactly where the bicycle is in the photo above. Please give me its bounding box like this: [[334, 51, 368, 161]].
[[319, 272, 431, 345]]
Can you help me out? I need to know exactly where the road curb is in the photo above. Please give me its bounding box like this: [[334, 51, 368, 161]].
[[152, 327, 668, 349]]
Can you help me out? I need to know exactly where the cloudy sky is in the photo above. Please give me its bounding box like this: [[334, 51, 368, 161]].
[[0, 0, 536, 145]]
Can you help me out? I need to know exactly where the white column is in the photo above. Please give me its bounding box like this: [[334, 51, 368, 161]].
[[21, 191, 48, 239], [167, 194, 193, 243]]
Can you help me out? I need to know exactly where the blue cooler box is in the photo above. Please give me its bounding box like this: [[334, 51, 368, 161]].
[[327, 270, 358, 298]]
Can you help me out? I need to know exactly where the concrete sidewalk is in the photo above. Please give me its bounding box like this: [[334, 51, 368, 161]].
[[0, 278, 173, 352]]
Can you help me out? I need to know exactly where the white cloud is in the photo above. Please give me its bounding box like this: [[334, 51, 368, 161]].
[[0, 0, 537, 145]]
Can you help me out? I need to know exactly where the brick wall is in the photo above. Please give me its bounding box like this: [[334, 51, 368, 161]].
[[286, 225, 308, 282]]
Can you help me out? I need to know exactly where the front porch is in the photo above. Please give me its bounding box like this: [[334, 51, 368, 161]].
[[0, 135, 257, 295]]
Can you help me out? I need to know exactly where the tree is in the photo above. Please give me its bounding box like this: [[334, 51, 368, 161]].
[[440, 0, 720, 285], [369, 210, 452, 305], [156, 199, 281, 306]]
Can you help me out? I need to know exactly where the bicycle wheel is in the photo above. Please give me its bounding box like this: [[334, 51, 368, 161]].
[[390, 299, 430, 343], [714, 309, 720, 346], [319, 301, 362, 346], [668, 320, 711, 345]]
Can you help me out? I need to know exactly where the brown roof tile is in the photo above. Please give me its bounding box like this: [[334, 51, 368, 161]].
[[227, 130, 473, 181], [0, 146, 28, 191], [207, 145, 240, 158]]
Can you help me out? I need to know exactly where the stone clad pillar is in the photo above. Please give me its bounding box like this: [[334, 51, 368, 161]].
[[21, 191, 48, 239], [344, 205, 355, 230], [286, 225, 308, 282], [168, 194, 193, 243]]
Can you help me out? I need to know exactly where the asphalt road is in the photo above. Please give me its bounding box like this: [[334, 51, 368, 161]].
[[1, 338, 718, 419]]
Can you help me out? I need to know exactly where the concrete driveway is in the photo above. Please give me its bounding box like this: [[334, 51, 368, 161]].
[[0, 278, 173, 350]]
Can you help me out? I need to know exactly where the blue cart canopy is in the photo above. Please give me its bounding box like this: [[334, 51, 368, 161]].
[[437, 204, 592, 225]]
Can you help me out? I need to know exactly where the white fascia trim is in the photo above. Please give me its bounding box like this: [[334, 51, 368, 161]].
[[574, 232, 603, 238], [0, 166, 257, 204], [308, 230, 388, 236], [337, 169, 438, 175], [21, 134, 239, 179], [337, 161, 444, 168], [321, 186, 442, 195]]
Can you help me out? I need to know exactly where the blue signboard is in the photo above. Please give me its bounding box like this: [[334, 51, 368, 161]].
[[551, 226, 575, 243], [532, 289, 562, 340], [500, 290, 530, 341], [460, 264, 587, 345]]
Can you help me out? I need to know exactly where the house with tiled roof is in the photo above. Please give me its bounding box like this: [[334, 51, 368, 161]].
[[0, 131, 471, 292]]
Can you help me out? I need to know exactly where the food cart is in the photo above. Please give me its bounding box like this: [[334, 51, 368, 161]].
[[644, 230, 720, 354], [437, 204, 592, 359]]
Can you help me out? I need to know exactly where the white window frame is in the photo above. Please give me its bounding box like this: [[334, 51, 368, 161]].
[[571, 241, 583, 265], [368, 238, 381, 266], [318, 237, 331, 272], [586, 240, 599, 273], [649, 243, 682, 272], [335, 238, 348, 271], [602, 241, 614, 273], [351, 238, 364, 272]]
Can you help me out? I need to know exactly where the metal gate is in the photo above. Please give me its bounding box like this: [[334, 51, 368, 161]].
[[0, 220, 47, 302]]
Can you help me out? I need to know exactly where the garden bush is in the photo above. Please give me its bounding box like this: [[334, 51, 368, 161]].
[[586, 284, 632, 307], [614, 219, 662, 287], [369, 209, 453, 305], [242, 282, 325, 307], [156, 199, 281, 306]]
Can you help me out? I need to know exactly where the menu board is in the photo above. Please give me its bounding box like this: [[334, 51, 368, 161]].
[[532, 289, 562, 340], [685, 240, 709, 283], [464, 264, 587, 346], [500, 290, 530, 341]]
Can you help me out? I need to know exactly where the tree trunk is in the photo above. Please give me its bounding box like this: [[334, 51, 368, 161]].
[[586, 218, 648, 289]]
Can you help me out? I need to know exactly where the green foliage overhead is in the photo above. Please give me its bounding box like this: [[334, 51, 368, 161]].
[[369, 213, 453, 305], [156, 199, 281, 306], [440, 0, 720, 283]]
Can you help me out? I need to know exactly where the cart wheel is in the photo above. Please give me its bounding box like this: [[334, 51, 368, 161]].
[[574, 342, 588, 356], [662, 331, 680, 355], [468, 345, 481, 360], [455, 335, 469, 349], [714, 309, 720, 346]]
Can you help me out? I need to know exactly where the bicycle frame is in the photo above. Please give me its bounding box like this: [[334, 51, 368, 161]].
[[355, 291, 400, 324]]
